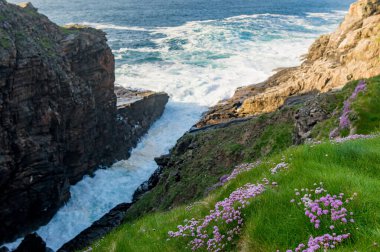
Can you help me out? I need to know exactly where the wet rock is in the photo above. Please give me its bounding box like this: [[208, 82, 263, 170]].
[[0, 247, 10, 252], [14, 233, 46, 252], [154, 154, 171, 167], [114, 86, 169, 160], [58, 203, 132, 252], [132, 167, 163, 202]]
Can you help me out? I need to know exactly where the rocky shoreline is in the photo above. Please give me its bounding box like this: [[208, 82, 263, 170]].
[[0, 1, 168, 245], [196, 0, 380, 127]]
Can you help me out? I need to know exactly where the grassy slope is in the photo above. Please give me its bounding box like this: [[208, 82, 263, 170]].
[[91, 137, 380, 252], [126, 108, 296, 219], [89, 76, 380, 252]]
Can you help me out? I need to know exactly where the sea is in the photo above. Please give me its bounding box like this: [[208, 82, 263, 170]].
[[5, 0, 354, 250]]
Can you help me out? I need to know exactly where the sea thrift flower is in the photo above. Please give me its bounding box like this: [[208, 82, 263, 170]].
[[333, 134, 376, 143], [298, 233, 351, 251], [169, 182, 267, 251], [289, 184, 356, 251], [330, 80, 366, 138], [226, 161, 261, 181], [271, 162, 289, 174]]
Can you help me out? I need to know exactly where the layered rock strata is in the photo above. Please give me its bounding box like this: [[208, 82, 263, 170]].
[[0, 1, 168, 243], [196, 0, 380, 127]]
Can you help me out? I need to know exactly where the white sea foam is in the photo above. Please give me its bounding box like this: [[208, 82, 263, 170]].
[[306, 10, 347, 19], [114, 11, 346, 106], [73, 22, 150, 31], [5, 102, 202, 251], [3, 10, 346, 251]]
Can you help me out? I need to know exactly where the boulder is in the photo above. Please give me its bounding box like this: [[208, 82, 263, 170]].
[[14, 233, 46, 252]]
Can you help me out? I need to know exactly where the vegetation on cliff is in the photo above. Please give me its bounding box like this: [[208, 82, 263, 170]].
[[89, 138, 380, 252], [84, 74, 380, 252]]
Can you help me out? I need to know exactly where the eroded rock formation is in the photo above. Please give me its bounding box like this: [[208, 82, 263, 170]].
[[0, 1, 168, 243], [197, 0, 380, 127]]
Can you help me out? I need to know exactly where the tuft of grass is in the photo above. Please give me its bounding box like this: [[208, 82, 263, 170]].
[[60, 26, 80, 35], [88, 137, 380, 252], [0, 29, 11, 49], [245, 122, 293, 161], [39, 37, 53, 50], [224, 143, 244, 156], [0, 14, 6, 22]]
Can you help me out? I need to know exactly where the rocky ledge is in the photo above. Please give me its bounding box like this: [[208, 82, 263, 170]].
[[196, 0, 380, 127], [0, 1, 168, 244]]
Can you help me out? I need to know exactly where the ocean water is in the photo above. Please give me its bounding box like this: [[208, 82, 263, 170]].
[[5, 0, 354, 250]]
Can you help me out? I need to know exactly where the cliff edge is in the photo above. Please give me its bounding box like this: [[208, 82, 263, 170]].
[[0, 1, 168, 243], [197, 0, 380, 127]]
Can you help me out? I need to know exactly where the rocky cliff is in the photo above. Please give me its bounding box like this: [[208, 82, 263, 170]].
[[0, 1, 168, 243], [197, 0, 380, 127]]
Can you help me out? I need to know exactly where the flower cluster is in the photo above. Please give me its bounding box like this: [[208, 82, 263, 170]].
[[271, 162, 289, 174], [330, 80, 366, 138], [292, 233, 350, 252], [306, 134, 376, 147], [225, 161, 261, 182], [287, 183, 356, 251], [333, 134, 376, 143], [168, 182, 267, 251]]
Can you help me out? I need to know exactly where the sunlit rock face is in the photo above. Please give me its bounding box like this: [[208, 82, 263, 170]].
[[196, 0, 380, 127], [0, 1, 168, 243]]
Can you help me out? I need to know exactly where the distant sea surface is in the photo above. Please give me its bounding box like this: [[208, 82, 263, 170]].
[[6, 0, 355, 250]]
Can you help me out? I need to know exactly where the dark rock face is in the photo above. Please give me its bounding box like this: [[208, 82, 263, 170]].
[[0, 247, 10, 252], [58, 203, 132, 252], [0, 2, 168, 244], [13, 233, 48, 252], [132, 166, 163, 202], [114, 86, 169, 160], [293, 92, 339, 144]]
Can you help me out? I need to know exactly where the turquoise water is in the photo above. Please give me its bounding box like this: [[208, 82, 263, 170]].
[[5, 0, 354, 250]]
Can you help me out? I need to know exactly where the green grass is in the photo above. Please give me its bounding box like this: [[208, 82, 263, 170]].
[[245, 122, 293, 161], [0, 29, 11, 49], [39, 37, 53, 49], [311, 75, 380, 139], [88, 76, 380, 252], [351, 76, 380, 134], [124, 109, 296, 220], [59, 26, 80, 35], [89, 137, 380, 252], [0, 14, 6, 22], [310, 81, 358, 140]]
